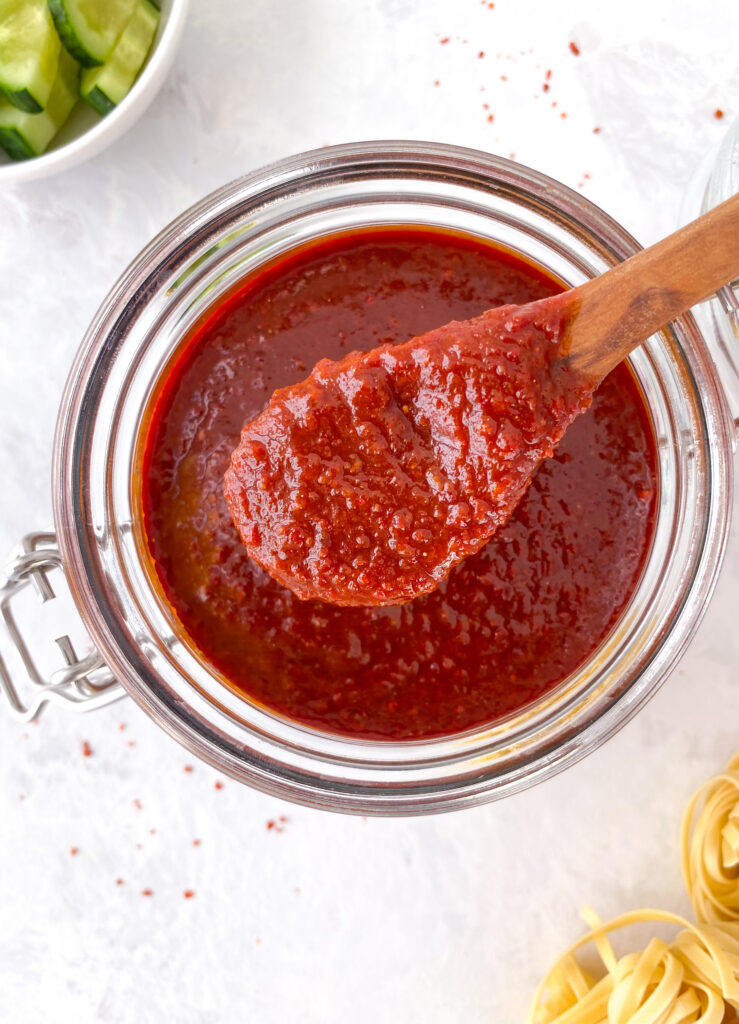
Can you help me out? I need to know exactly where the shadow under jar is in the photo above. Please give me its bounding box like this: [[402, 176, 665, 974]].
[[6, 142, 735, 814]]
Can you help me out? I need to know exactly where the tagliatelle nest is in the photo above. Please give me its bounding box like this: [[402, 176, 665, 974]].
[[682, 753, 739, 925], [527, 907, 739, 1024], [527, 753, 739, 1024]]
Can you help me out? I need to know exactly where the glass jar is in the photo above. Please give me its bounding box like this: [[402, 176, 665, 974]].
[[682, 115, 739, 421], [1, 141, 735, 814]]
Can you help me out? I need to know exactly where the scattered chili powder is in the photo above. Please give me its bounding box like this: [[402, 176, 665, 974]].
[[116, 878, 125, 886], [193, 838, 202, 847], [543, 82, 550, 92], [69, 846, 79, 856], [593, 126, 601, 134], [715, 109, 724, 119], [560, 111, 568, 118], [142, 889, 153, 897], [183, 890, 196, 899], [118, 723, 126, 731], [434, 79, 440, 86], [18, 794, 24, 801], [183, 764, 194, 773], [546, 69, 552, 80], [266, 816, 289, 833], [127, 741, 135, 748], [487, 114, 494, 122], [439, 37, 450, 44], [82, 741, 92, 757], [132, 798, 142, 810], [214, 780, 224, 790], [478, 51, 485, 58], [569, 41, 580, 55], [149, 828, 157, 835], [500, 74, 507, 81]]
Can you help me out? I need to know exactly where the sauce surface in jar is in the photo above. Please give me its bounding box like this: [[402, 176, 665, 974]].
[[141, 227, 657, 741]]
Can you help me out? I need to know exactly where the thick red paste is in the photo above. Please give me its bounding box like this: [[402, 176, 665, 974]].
[[141, 228, 656, 741], [225, 293, 589, 606]]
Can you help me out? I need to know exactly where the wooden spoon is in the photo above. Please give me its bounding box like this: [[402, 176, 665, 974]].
[[225, 193, 739, 608], [561, 192, 739, 380]]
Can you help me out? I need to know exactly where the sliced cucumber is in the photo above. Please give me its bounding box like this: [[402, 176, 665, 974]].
[[48, 0, 137, 68], [0, 0, 62, 112], [0, 47, 78, 159], [80, 0, 158, 115]]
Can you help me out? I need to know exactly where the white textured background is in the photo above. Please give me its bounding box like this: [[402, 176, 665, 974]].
[[1, 1, 739, 1021]]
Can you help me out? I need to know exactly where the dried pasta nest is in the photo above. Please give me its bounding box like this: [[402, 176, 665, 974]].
[[527, 907, 739, 1024], [528, 754, 739, 1023], [682, 752, 739, 925]]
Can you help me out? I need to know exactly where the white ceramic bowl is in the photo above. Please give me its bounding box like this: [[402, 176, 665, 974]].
[[0, 0, 188, 185]]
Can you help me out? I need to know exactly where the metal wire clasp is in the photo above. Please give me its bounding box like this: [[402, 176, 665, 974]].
[[0, 532, 125, 722]]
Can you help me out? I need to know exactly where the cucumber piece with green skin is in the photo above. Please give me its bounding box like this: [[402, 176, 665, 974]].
[[0, 0, 61, 112], [0, 48, 79, 159], [80, 0, 159, 116], [48, 0, 137, 68]]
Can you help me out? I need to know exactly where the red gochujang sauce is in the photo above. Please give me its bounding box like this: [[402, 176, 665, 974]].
[[140, 228, 657, 741]]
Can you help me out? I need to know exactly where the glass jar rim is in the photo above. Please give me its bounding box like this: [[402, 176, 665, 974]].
[[52, 140, 734, 814]]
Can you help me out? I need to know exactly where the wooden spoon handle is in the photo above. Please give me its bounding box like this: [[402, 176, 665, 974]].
[[563, 191, 739, 381]]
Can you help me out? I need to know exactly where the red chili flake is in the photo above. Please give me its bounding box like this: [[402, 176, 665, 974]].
[[116, 878, 125, 886], [439, 37, 450, 45], [433, 79, 440, 86], [183, 889, 195, 899], [715, 109, 724, 119], [70, 846, 79, 856], [593, 126, 602, 133], [551, 100, 558, 107], [132, 798, 142, 810], [183, 765, 194, 773], [118, 723, 126, 731], [500, 74, 507, 81], [478, 51, 485, 59], [18, 794, 24, 801], [294, 887, 301, 894], [149, 828, 157, 835], [543, 82, 550, 92], [267, 816, 289, 833], [279, 816, 288, 823], [193, 838, 202, 847], [546, 69, 552, 80], [127, 741, 135, 748], [214, 780, 224, 790], [482, 102, 489, 110], [560, 111, 568, 118], [583, 172, 591, 180], [486, 114, 494, 123], [141, 889, 153, 897], [82, 741, 92, 757], [569, 41, 580, 56]]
